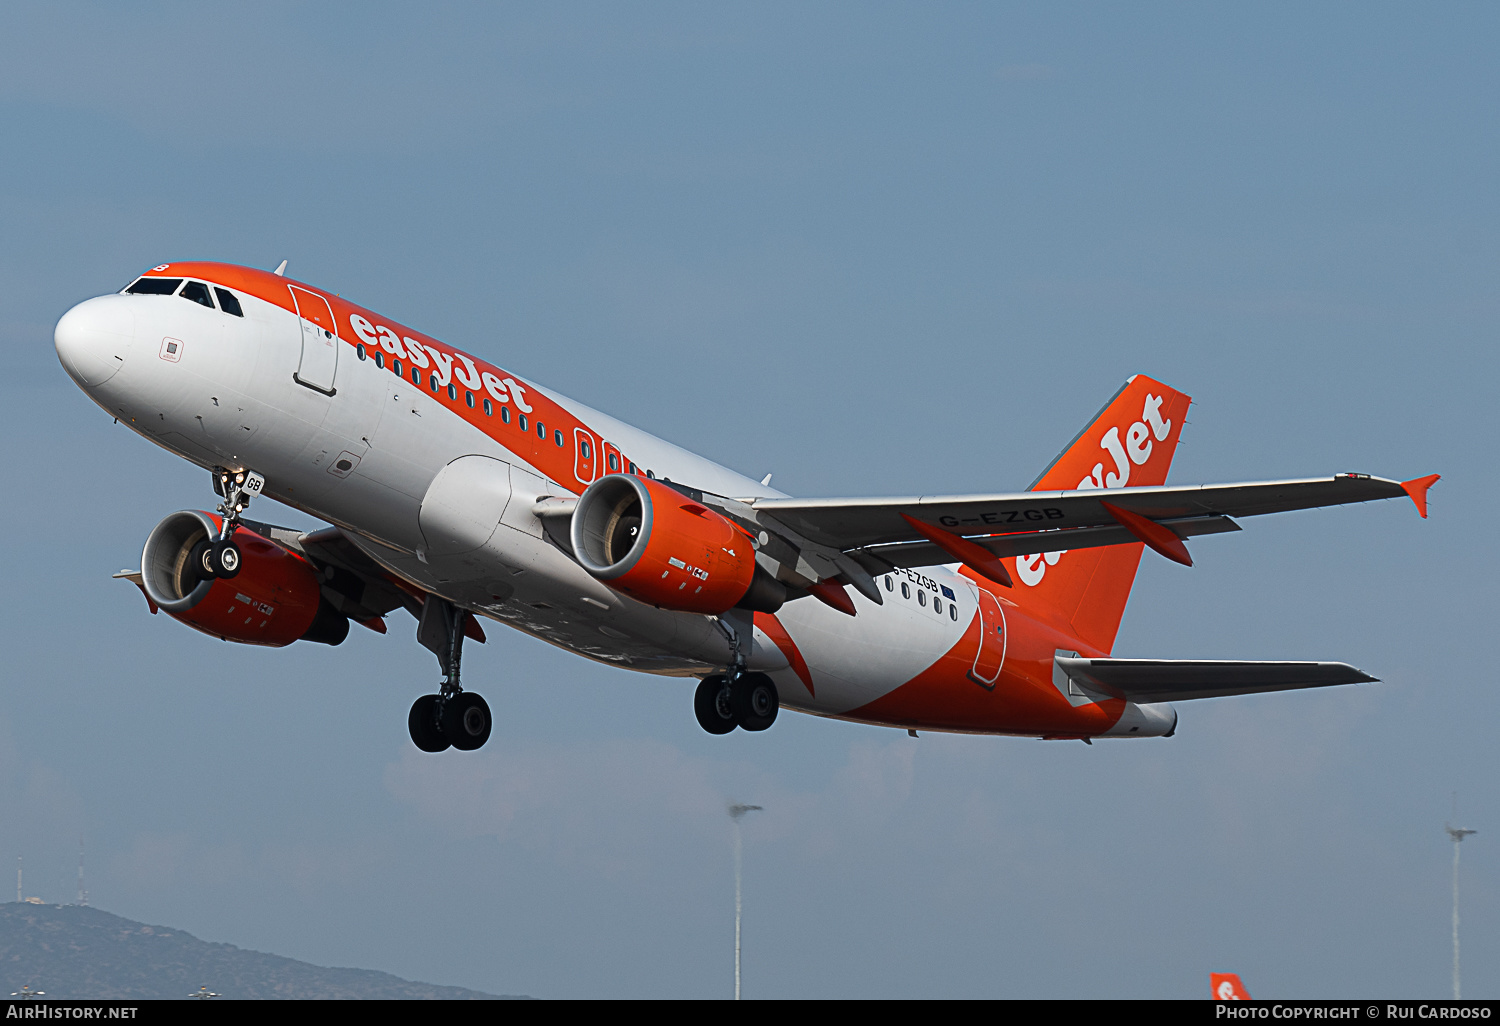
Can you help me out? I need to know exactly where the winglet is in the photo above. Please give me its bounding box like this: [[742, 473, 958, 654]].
[[1401, 474, 1440, 519], [1099, 502, 1193, 567], [900, 514, 1014, 588]]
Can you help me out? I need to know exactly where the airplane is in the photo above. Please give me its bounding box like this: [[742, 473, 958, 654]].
[[52, 261, 1438, 752], [1211, 973, 1251, 1000]]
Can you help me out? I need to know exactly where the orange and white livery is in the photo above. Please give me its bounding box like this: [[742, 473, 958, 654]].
[[54, 262, 1438, 751], [1211, 973, 1252, 1000]]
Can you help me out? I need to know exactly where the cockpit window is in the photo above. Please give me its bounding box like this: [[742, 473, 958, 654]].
[[180, 281, 214, 308], [125, 277, 182, 295], [213, 287, 243, 317]]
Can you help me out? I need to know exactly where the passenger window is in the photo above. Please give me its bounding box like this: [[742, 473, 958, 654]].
[[628, 462, 637, 474], [608, 453, 619, 472], [393, 358, 402, 375], [536, 421, 546, 439], [465, 390, 475, 408], [949, 605, 958, 621], [411, 367, 420, 384], [213, 287, 243, 316], [447, 383, 457, 400], [917, 591, 926, 607], [356, 346, 367, 362], [125, 277, 182, 295], [554, 429, 564, 446], [884, 576, 893, 592], [501, 407, 511, 424], [430, 374, 440, 393], [375, 352, 385, 369], [581, 441, 592, 459], [934, 597, 943, 615], [180, 281, 214, 308], [482, 397, 491, 415], [519, 414, 529, 432], [901, 582, 911, 599]]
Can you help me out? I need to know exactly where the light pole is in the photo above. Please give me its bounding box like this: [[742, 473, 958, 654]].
[[1446, 821, 1476, 999], [729, 803, 762, 1001]]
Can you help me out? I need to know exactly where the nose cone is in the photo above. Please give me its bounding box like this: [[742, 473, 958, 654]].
[[55, 296, 135, 387]]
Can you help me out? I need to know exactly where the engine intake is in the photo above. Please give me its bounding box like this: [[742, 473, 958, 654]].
[[571, 476, 776, 614], [140, 510, 348, 646]]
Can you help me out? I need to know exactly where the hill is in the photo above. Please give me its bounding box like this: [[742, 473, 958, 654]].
[[0, 903, 522, 999]]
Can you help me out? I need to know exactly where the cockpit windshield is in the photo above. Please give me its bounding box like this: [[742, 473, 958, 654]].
[[180, 281, 214, 308], [122, 277, 245, 317], [214, 287, 243, 317], [125, 277, 182, 295]]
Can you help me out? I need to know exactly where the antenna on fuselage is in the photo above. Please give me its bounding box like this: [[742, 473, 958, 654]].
[[272, 260, 287, 276]]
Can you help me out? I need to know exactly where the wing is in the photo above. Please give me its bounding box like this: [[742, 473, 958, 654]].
[[1056, 655, 1378, 702], [750, 473, 1436, 574], [243, 519, 420, 624]]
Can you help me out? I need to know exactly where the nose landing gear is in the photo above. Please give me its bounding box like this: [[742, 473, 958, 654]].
[[408, 596, 493, 753], [199, 467, 264, 578]]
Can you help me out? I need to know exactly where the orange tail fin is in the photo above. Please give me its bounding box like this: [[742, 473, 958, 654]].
[[1012, 375, 1192, 654], [1210, 972, 1251, 1000]]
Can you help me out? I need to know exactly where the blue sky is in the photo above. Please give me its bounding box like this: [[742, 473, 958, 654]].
[[0, 2, 1496, 998]]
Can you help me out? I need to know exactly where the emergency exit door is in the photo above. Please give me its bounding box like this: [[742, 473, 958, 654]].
[[968, 585, 1007, 688]]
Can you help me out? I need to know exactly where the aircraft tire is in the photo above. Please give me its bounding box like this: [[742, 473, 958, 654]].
[[734, 673, 779, 732], [408, 695, 450, 752], [442, 692, 492, 751], [188, 540, 217, 582], [210, 539, 242, 578], [694, 675, 738, 735]]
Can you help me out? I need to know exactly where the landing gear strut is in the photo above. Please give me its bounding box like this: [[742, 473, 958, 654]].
[[203, 467, 264, 578], [408, 595, 492, 752], [695, 615, 779, 734]]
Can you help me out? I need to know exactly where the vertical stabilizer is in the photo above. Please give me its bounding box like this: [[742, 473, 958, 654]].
[[1014, 375, 1192, 653]]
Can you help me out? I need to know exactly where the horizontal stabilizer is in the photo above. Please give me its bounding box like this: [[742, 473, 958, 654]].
[[1055, 655, 1378, 702]]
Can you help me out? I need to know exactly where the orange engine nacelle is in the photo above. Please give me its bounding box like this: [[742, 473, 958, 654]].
[[570, 475, 765, 614], [139, 510, 348, 646]]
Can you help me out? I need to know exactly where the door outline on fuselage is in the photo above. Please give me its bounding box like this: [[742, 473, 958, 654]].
[[601, 441, 623, 477], [289, 285, 338, 396], [574, 427, 597, 485], [968, 583, 1007, 688]]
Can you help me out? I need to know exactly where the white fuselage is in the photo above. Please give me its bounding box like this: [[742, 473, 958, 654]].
[[56, 280, 984, 724]]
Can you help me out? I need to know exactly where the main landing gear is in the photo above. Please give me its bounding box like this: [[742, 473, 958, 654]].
[[695, 613, 779, 735], [408, 595, 493, 753], [694, 672, 780, 734]]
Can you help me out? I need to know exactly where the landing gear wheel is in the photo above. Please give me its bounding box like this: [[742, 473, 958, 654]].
[[209, 539, 242, 578], [733, 673, 779, 732], [408, 695, 450, 752], [695, 675, 738, 734], [442, 692, 492, 751], [188, 540, 216, 582]]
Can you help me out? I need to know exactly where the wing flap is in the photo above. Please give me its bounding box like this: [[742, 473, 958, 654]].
[[856, 515, 1240, 570], [1055, 655, 1379, 702]]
